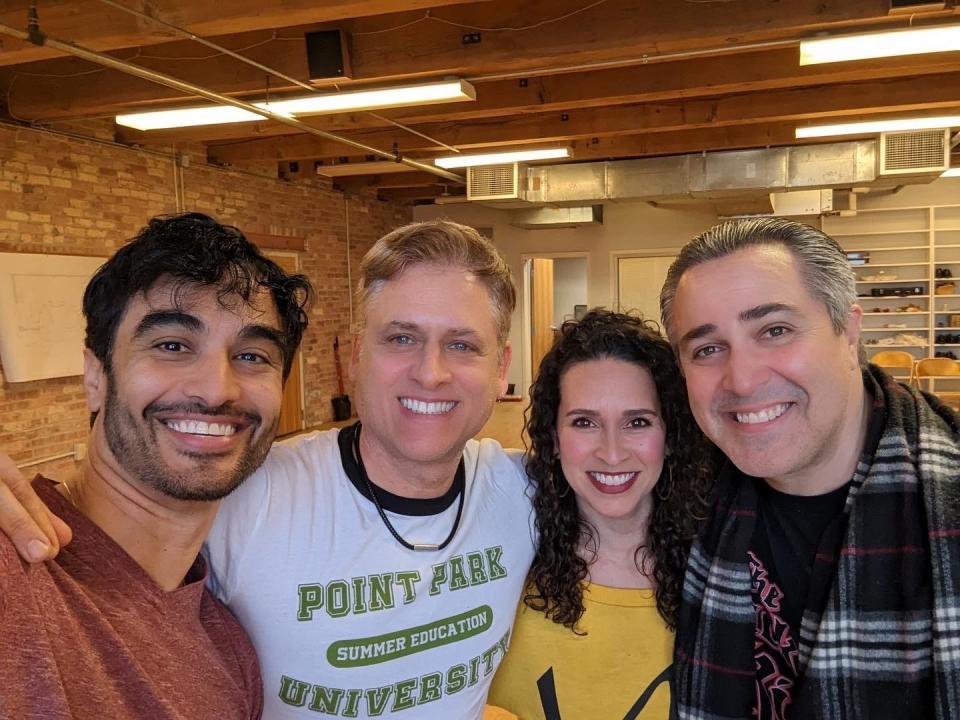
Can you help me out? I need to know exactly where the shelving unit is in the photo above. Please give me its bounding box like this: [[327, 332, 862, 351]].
[[931, 209, 960, 401], [822, 204, 960, 398]]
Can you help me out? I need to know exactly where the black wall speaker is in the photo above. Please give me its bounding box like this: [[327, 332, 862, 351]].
[[305, 30, 353, 80]]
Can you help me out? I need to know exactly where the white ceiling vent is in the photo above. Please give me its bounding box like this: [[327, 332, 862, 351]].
[[769, 189, 834, 216], [510, 205, 603, 229], [879, 129, 950, 176], [467, 163, 520, 201]]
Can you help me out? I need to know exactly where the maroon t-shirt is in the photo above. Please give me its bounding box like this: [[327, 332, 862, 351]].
[[0, 477, 263, 719]]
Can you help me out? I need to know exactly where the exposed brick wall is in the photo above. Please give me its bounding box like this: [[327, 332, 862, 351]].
[[0, 122, 411, 478]]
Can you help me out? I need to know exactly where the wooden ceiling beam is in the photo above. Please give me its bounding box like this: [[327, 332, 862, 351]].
[[112, 51, 960, 146], [0, 0, 487, 66], [346, 124, 812, 175], [232, 123, 867, 181], [7, 0, 954, 121], [448, 124, 811, 164], [333, 172, 449, 191], [207, 73, 960, 163], [311, 160, 427, 177], [375, 186, 448, 202], [334, 0, 943, 84]]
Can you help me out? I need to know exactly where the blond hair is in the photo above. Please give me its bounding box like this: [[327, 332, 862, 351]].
[[356, 220, 516, 346]]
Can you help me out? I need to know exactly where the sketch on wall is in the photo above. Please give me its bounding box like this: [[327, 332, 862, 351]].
[[0, 253, 106, 383]]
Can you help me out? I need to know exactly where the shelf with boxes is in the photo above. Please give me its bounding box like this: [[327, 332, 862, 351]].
[[933, 209, 960, 364], [823, 208, 933, 360], [852, 246, 931, 354], [823, 206, 960, 360], [822, 198, 960, 401]]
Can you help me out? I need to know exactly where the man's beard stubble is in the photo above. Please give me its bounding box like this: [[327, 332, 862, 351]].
[[102, 379, 277, 502]]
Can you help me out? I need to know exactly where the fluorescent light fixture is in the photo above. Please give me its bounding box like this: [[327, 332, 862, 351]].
[[434, 147, 571, 169], [276, 81, 474, 114], [943, 168, 960, 177], [116, 79, 475, 131], [800, 24, 960, 65], [116, 105, 281, 130], [796, 115, 960, 138]]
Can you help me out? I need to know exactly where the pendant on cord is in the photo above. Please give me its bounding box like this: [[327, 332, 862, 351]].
[[351, 423, 465, 552]]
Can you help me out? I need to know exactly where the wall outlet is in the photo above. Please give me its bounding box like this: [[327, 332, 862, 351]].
[[73, 442, 87, 461]]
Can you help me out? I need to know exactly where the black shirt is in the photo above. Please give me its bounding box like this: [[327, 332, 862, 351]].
[[748, 380, 887, 719], [751, 480, 850, 632]]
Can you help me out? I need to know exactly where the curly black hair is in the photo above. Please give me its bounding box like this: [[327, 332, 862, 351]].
[[83, 212, 312, 381], [523, 308, 714, 631]]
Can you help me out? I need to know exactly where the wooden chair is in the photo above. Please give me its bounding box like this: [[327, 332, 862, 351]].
[[871, 350, 916, 386], [914, 357, 960, 409], [915, 357, 960, 378]]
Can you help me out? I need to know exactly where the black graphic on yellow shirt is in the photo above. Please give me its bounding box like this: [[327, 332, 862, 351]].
[[536, 665, 672, 719]]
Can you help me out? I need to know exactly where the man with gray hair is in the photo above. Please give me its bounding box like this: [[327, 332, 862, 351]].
[[660, 217, 960, 720]]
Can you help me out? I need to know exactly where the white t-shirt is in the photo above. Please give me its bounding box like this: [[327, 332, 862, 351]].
[[206, 428, 536, 720]]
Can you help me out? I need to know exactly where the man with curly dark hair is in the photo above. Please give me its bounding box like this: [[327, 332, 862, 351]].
[[0, 212, 313, 718], [488, 309, 714, 719], [661, 218, 960, 720]]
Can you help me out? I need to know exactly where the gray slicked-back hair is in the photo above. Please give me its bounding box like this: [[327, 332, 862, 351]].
[[660, 218, 858, 342]]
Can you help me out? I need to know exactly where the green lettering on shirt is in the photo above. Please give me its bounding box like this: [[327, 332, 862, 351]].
[[395, 570, 419, 604], [428, 561, 448, 596], [445, 663, 468, 695], [467, 551, 488, 585], [326, 580, 351, 618], [364, 685, 393, 716], [279, 675, 311, 706], [309, 686, 345, 713], [418, 672, 443, 705], [391, 678, 417, 711], [485, 545, 507, 580], [448, 556, 469, 591], [297, 584, 323, 621], [368, 573, 395, 612]]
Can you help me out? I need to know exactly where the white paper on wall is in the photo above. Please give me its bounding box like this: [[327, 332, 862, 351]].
[[0, 252, 106, 383]]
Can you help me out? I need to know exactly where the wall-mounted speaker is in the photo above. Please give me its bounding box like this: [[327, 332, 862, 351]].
[[888, 0, 946, 13], [305, 30, 353, 80]]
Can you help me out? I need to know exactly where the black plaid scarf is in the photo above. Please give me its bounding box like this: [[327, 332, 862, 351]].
[[673, 365, 960, 720]]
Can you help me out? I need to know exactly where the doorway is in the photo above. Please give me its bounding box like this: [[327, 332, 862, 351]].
[[521, 253, 589, 397], [264, 250, 305, 437]]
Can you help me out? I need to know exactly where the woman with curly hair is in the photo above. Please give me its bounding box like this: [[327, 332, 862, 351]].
[[487, 308, 714, 720]]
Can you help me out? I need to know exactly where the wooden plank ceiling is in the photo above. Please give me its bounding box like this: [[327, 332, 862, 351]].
[[2, 0, 958, 203]]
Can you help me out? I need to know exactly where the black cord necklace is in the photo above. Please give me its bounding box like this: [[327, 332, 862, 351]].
[[352, 422, 465, 552]]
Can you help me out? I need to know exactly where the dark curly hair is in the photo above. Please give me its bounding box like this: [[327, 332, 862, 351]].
[[83, 212, 312, 381], [523, 309, 714, 631]]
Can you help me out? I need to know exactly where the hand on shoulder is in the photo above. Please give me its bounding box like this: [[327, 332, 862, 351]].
[[0, 453, 72, 562]]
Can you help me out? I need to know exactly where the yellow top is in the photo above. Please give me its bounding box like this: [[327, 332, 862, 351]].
[[483, 705, 520, 720], [488, 583, 673, 720]]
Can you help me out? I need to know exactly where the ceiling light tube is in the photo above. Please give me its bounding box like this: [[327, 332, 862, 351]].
[[116, 105, 274, 130], [116, 79, 476, 131], [275, 80, 474, 115], [800, 24, 960, 65], [795, 115, 960, 138], [434, 147, 571, 169], [943, 168, 960, 177]]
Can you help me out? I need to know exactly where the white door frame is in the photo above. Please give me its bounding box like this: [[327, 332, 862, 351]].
[[609, 247, 679, 314]]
